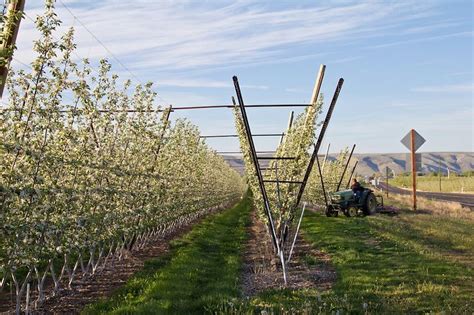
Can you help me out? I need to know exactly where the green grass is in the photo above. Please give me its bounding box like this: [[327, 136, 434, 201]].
[[83, 195, 251, 314], [299, 211, 473, 313], [390, 175, 474, 193], [212, 204, 474, 314], [83, 194, 473, 314]]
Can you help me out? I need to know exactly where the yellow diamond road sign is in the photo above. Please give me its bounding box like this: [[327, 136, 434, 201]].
[[401, 130, 426, 152]]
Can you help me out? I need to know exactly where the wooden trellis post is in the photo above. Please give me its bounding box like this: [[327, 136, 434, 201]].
[[0, 0, 26, 98]]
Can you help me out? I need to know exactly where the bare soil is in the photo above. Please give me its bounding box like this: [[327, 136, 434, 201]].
[[241, 210, 336, 297]]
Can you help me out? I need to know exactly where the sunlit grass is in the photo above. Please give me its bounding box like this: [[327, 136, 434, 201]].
[[391, 175, 474, 193]]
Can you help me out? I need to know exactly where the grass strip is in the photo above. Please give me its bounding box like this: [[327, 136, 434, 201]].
[[83, 195, 251, 314]]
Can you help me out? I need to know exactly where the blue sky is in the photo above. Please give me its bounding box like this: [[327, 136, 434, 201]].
[[9, 0, 474, 153]]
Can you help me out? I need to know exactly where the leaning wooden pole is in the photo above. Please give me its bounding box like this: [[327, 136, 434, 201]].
[[279, 111, 294, 145], [316, 152, 329, 207], [346, 160, 359, 189], [321, 143, 331, 172], [280, 65, 325, 245], [155, 105, 172, 157], [336, 144, 356, 191], [0, 0, 26, 98], [294, 78, 344, 208]]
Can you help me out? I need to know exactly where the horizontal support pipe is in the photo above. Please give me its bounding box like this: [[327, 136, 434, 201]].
[[0, 109, 167, 115], [257, 156, 295, 160], [263, 180, 303, 184], [1, 104, 308, 114], [201, 133, 283, 138], [172, 104, 310, 110], [216, 151, 276, 154]]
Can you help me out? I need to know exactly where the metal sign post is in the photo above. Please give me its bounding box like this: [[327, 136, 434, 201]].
[[401, 129, 426, 211], [410, 130, 417, 210]]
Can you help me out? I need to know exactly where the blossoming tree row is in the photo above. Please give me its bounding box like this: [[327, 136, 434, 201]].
[[0, 2, 244, 312]]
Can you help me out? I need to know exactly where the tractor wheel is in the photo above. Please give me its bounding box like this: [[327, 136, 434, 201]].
[[325, 205, 338, 217], [364, 193, 378, 215], [345, 207, 358, 217]]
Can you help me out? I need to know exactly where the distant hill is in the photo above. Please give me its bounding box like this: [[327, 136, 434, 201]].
[[223, 152, 474, 176], [350, 152, 473, 176]]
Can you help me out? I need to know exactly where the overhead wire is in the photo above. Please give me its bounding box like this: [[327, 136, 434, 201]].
[[21, 6, 171, 108], [22, 11, 101, 76], [11, 56, 33, 69], [55, 0, 171, 107]]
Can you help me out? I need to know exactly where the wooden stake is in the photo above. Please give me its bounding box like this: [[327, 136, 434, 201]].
[[411, 129, 417, 211], [0, 0, 26, 98], [321, 143, 330, 172]]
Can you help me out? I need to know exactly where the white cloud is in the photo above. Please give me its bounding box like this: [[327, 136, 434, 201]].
[[330, 56, 362, 64], [6, 1, 472, 154], [155, 78, 267, 89], [285, 88, 303, 93], [411, 83, 474, 93], [157, 79, 228, 89], [367, 31, 472, 49], [401, 20, 463, 35], [15, 0, 435, 75]]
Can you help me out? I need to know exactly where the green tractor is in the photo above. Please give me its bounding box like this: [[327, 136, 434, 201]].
[[325, 188, 382, 217]]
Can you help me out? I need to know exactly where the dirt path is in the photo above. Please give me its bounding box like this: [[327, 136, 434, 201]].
[[241, 210, 336, 296]]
